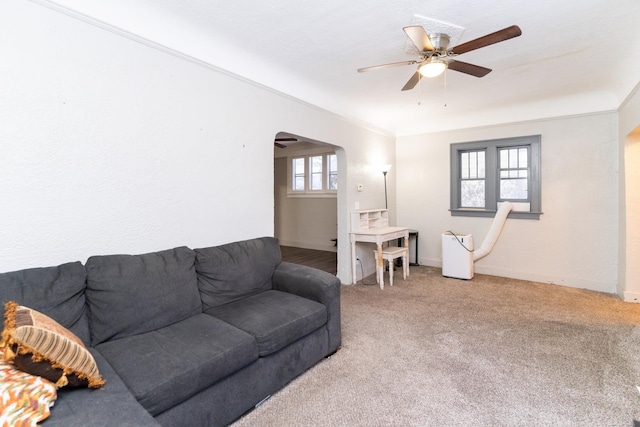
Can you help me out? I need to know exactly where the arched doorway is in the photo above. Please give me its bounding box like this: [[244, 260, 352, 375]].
[[273, 132, 345, 277]]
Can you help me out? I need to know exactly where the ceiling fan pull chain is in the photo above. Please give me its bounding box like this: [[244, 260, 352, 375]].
[[443, 68, 448, 108]]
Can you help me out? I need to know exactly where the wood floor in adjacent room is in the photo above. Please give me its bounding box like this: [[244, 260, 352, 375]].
[[280, 246, 337, 275]]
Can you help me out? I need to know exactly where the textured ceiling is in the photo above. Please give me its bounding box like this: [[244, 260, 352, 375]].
[[39, 0, 640, 136]]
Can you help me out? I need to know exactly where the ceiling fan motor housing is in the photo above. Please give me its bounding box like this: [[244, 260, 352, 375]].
[[428, 33, 450, 52]]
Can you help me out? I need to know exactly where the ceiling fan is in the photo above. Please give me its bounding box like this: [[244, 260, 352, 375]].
[[274, 137, 297, 148], [358, 25, 522, 91]]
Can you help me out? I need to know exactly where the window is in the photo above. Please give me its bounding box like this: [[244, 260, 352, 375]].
[[292, 157, 305, 191], [310, 156, 323, 190], [327, 154, 338, 190], [499, 147, 529, 200], [288, 152, 337, 197], [450, 135, 541, 219], [460, 150, 486, 208]]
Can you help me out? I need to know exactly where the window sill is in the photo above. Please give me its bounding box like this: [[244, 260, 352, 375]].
[[450, 209, 541, 220], [287, 192, 337, 199]]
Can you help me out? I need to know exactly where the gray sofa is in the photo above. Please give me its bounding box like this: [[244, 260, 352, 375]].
[[0, 237, 341, 426]]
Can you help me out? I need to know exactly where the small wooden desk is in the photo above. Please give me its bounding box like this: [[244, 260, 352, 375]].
[[350, 226, 409, 287]]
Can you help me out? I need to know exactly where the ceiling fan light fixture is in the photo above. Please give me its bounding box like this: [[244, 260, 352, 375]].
[[419, 60, 447, 78]]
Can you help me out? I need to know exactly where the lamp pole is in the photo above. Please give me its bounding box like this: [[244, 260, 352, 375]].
[[383, 170, 388, 209], [380, 165, 391, 210]]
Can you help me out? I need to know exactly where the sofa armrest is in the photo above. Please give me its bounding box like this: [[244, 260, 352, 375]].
[[272, 262, 341, 353]]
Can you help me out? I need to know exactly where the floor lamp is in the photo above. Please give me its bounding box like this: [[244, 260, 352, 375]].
[[381, 165, 391, 209]]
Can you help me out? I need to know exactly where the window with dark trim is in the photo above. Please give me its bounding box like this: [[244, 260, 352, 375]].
[[450, 135, 541, 219]]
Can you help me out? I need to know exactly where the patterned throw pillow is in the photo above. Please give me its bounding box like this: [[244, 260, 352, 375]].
[[0, 348, 57, 426], [1, 301, 105, 388]]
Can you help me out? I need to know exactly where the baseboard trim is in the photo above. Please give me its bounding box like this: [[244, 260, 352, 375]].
[[418, 257, 618, 296], [623, 291, 640, 303]]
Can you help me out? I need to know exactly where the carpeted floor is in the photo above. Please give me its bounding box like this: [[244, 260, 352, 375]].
[[233, 266, 640, 426]]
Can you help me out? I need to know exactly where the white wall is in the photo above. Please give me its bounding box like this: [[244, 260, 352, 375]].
[[0, 1, 395, 284], [396, 112, 619, 293], [618, 84, 640, 301]]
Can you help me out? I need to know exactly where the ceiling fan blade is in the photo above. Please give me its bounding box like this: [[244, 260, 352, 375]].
[[274, 142, 287, 148], [401, 71, 422, 91], [275, 137, 297, 142], [403, 25, 434, 52], [357, 60, 417, 73], [447, 60, 492, 77], [451, 25, 522, 55]]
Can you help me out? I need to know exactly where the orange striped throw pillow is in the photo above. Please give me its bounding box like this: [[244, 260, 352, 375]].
[[0, 348, 57, 426], [1, 301, 105, 389]]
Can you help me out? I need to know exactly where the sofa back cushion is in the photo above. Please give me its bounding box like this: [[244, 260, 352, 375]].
[[194, 237, 282, 310], [0, 262, 90, 346], [85, 246, 201, 346]]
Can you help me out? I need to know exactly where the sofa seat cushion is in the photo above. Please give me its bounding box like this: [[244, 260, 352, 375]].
[[85, 246, 202, 346], [94, 313, 258, 416], [205, 290, 327, 357], [47, 348, 160, 426]]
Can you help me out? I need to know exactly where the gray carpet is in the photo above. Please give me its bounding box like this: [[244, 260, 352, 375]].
[[233, 266, 640, 426]]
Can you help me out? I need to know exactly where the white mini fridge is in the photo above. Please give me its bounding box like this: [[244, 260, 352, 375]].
[[442, 233, 474, 279]]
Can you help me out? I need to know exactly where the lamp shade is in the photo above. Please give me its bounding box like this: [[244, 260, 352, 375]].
[[419, 61, 446, 78]]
